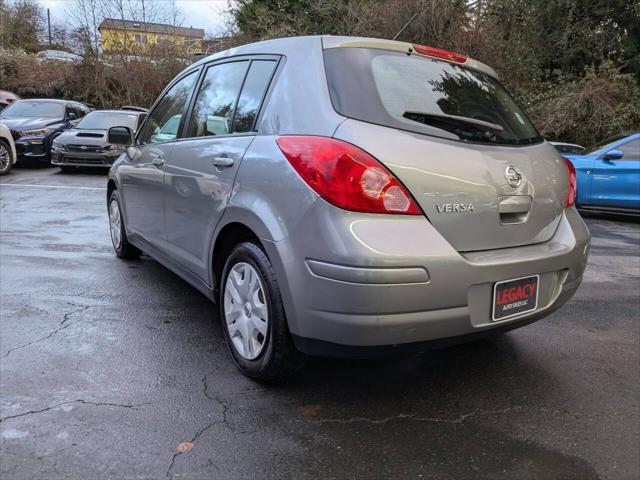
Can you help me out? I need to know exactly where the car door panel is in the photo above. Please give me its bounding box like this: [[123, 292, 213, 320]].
[[163, 59, 250, 280], [163, 58, 278, 283], [164, 137, 254, 279], [591, 139, 640, 209], [118, 70, 199, 250], [120, 143, 174, 247]]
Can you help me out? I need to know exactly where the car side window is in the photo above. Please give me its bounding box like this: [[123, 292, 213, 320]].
[[233, 60, 277, 133], [73, 104, 87, 119], [139, 71, 197, 145], [618, 139, 640, 161], [187, 61, 249, 138], [66, 105, 81, 121]]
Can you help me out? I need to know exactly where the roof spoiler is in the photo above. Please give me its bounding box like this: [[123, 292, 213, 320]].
[[322, 37, 499, 80]]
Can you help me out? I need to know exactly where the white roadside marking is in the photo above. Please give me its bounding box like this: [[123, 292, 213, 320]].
[[0, 184, 106, 191]]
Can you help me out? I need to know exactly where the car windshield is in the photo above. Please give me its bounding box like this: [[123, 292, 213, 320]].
[[584, 134, 629, 155], [324, 48, 542, 146], [76, 111, 139, 131], [0, 101, 64, 119]]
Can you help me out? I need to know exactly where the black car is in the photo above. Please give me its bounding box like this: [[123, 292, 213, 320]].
[[52, 109, 147, 170], [0, 99, 91, 163]]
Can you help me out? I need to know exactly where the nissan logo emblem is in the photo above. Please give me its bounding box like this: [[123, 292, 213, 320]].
[[505, 166, 523, 188]]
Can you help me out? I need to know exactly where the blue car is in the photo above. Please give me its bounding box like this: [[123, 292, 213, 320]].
[[564, 132, 640, 215]]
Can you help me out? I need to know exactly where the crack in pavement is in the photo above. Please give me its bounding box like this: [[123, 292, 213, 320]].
[[202, 372, 230, 425], [165, 419, 221, 478], [0, 399, 140, 423], [164, 373, 231, 478], [311, 406, 524, 425], [61, 305, 92, 325], [1, 306, 94, 359]]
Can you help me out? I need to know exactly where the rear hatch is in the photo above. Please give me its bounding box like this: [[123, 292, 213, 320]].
[[324, 42, 567, 252]]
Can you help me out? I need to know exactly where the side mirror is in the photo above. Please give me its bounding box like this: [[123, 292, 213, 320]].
[[603, 149, 624, 161], [108, 126, 133, 146], [66, 112, 78, 121]]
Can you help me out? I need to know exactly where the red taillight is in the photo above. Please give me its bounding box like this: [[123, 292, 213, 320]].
[[276, 136, 421, 215], [412, 44, 467, 64], [563, 157, 576, 207]]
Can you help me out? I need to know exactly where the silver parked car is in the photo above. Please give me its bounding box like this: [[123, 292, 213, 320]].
[[106, 36, 590, 380], [52, 109, 146, 170]]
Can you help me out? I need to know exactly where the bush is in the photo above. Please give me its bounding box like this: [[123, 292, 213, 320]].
[[522, 61, 640, 146], [0, 47, 185, 109]]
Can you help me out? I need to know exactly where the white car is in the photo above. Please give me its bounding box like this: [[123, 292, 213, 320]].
[[36, 50, 83, 64], [0, 123, 17, 175], [550, 141, 586, 155]]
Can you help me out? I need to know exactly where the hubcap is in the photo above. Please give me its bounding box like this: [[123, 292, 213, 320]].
[[224, 262, 268, 360], [109, 199, 122, 249], [0, 144, 10, 172]]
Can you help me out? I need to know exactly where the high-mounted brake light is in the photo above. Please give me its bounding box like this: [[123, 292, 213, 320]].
[[276, 136, 421, 215], [563, 157, 577, 208], [412, 44, 468, 64]]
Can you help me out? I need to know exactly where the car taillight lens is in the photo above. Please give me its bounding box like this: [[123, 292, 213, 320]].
[[412, 44, 468, 64], [276, 136, 421, 215], [563, 157, 576, 207]]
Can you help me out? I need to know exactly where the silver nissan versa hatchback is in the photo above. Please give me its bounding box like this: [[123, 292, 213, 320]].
[[106, 36, 590, 380]]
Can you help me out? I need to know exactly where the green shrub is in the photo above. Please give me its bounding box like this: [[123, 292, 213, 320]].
[[522, 61, 640, 146]]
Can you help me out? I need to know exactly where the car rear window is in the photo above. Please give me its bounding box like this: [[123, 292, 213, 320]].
[[324, 47, 542, 146]]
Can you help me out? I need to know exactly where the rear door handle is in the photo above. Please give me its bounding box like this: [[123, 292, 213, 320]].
[[212, 156, 234, 168]]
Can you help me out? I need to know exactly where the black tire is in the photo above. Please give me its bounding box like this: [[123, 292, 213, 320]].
[[0, 139, 14, 176], [108, 189, 141, 259], [219, 241, 306, 381]]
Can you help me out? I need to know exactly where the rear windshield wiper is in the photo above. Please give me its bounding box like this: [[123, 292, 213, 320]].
[[403, 111, 505, 133]]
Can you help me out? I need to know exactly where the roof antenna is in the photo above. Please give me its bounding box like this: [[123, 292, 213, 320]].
[[393, 13, 419, 41]]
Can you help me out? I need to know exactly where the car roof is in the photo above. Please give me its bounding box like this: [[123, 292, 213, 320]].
[[190, 35, 498, 79], [14, 98, 68, 104], [12, 99, 93, 110], [550, 142, 584, 148]]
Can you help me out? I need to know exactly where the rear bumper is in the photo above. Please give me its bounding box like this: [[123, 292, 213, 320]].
[[263, 205, 590, 357]]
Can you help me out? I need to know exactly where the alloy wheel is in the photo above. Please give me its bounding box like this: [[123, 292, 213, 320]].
[[0, 144, 10, 173]]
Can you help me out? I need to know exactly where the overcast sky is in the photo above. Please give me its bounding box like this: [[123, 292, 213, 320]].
[[37, 0, 231, 37]]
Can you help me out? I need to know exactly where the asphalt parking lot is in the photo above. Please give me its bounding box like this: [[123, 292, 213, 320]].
[[1, 166, 639, 479]]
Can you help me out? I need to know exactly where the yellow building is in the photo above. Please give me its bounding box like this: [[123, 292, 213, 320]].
[[99, 18, 204, 55]]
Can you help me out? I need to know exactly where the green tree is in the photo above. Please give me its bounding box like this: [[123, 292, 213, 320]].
[[0, 0, 42, 52]]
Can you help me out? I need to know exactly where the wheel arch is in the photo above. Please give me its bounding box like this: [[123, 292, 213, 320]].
[[107, 179, 117, 203], [210, 220, 263, 297]]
